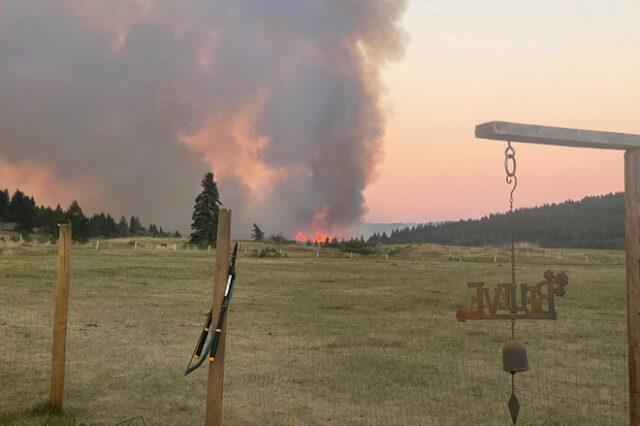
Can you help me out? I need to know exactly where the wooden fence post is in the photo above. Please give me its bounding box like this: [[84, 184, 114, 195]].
[[625, 150, 640, 425], [49, 221, 71, 410], [205, 209, 232, 426]]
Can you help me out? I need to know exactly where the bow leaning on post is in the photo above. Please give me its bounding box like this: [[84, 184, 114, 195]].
[[185, 242, 239, 376]]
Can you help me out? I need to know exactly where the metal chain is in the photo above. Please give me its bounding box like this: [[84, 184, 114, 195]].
[[505, 141, 517, 286], [505, 141, 520, 423], [505, 141, 518, 326]]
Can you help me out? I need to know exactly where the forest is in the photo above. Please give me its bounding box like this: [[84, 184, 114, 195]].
[[368, 193, 624, 249], [0, 188, 180, 242]]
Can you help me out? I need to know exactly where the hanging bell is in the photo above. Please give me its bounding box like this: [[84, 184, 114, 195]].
[[502, 339, 528, 373]]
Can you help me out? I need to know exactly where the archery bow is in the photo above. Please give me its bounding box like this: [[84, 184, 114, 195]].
[[185, 242, 239, 376]]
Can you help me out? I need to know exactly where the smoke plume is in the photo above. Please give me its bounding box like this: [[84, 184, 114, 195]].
[[0, 0, 407, 237]]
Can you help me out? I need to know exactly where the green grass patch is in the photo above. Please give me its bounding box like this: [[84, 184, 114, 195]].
[[0, 240, 628, 425]]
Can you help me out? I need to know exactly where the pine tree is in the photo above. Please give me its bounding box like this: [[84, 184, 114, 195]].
[[105, 214, 117, 237], [251, 223, 264, 241], [117, 216, 129, 237], [189, 172, 221, 248], [65, 200, 90, 242], [129, 216, 141, 236], [9, 191, 38, 231], [7, 189, 24, 222], [45, 204, 65, 235]]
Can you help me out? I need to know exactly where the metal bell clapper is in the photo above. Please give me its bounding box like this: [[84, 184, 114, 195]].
[[502, 339, 528, 424]]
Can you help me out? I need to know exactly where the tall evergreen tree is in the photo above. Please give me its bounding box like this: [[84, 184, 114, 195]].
[[189, 172, 221, 248], [45, 204, 65, 235], [7, 189, 25, 222], [129, 216, 142, 236], [9, 191, 38, 231], [65, 200, 90, 242], [117, 216, 129, 237], [104, 214, 117, 237], [251, 223, 264, 241]]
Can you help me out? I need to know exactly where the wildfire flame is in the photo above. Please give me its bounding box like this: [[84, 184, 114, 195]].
[[295, 231, 332, 244]]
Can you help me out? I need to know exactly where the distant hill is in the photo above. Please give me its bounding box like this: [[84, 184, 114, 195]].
[[369, 193, 624, 249]]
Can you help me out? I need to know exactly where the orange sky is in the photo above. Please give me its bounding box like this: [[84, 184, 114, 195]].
[[0, 158, 102, 211], [364, 0, 639, 222]]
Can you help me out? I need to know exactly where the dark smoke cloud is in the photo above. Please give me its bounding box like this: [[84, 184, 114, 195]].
[[0, 0, 407, 237]]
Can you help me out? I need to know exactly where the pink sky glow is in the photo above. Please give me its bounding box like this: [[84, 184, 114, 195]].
[[363, 0, 637, 223]]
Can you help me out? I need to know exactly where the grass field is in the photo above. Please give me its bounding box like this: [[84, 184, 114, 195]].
[[0, 239, 629, 425]]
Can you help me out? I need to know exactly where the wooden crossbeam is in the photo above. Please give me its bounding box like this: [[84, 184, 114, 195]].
[[476, 121, 640, 150]]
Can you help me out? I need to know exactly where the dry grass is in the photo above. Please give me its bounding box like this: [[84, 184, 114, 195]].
[[0, 240, 628, 425]]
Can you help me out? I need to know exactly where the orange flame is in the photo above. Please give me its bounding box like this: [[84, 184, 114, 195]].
[[313, 233, 327, 244], [295, 231, 333, 244]]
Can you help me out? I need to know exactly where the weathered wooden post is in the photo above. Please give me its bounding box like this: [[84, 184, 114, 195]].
[[476, 121, 640, 425], [205, 209, 232, 426], [49, 221, 71, 410], [625, 150, 640, 424]]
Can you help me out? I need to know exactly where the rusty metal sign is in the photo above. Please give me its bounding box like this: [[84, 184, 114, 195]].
[[455, 270, 568, 322]]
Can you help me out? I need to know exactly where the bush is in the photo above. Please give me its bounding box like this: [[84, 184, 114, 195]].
[[253, 245, 287, 258]]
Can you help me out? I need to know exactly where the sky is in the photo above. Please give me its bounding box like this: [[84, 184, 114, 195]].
[[1, 0, 639, 233], [365, 0, 639, 223]]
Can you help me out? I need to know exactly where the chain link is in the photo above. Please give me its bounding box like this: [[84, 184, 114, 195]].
[[505, 141, 518, 317], [505, 142, 517, 183]]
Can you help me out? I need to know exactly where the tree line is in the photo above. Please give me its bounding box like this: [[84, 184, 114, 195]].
[[369, 192, 624, 249], [6, 179, 620, 249], [0, 188, 180, 242]]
